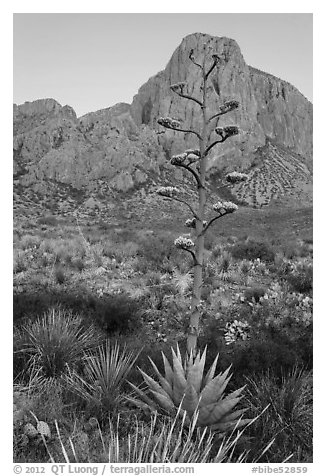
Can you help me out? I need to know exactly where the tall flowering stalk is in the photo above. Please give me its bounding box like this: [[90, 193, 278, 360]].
[[157, 44, 248, 355]]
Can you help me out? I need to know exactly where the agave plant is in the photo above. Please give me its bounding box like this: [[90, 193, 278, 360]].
[[128, 345, 251, 432]]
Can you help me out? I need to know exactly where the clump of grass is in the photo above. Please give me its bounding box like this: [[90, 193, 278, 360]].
[[244, 367, 313, 462], [217, 251, 233, 280], [37, 216, 59, 227], [41, 410, 263, 463], [14, 250, 28, 274], [19, 234, 41, 250]]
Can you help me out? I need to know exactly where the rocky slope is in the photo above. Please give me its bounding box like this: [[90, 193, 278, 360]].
[[13, 32, 313, 211], [14, 99, 167, 192]]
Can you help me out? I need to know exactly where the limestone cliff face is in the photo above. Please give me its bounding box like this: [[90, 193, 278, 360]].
[[13, 99, 166, 191], [130, 33, 312, 164]]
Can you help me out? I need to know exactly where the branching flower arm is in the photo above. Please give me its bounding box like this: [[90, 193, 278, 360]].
[[189, 49, 204, 71], [204, 56, 219, 81], [157, 117, 202, 141], [170, 83, 203, 108]]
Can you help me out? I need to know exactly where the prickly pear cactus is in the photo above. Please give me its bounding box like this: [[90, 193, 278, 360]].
[[37, 421, 51, 438]]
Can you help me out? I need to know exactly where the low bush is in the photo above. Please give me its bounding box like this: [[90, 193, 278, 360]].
[[37, 216, 59, 227], [90, 293, 140, 335], [244, 287, 266, 303], [228, 240, 275, 263], [286, 261, 312, 294]]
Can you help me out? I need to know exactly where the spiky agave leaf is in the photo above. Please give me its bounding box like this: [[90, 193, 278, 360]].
[[171, 346, 187, 405], [200, 366, 233, 406], [161, 351, 174, 388], [198, 397, 243, 427], [185, 347, 207, 394], [148, 357, 173, 396], [203, 353, 219, 387], [182, 383, 199, 415]]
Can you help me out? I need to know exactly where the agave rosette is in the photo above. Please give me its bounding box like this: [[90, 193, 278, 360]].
[[128, 346, 251, 432]]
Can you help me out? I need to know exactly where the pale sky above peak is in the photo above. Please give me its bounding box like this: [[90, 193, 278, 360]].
[[13, 13, 312, 117]]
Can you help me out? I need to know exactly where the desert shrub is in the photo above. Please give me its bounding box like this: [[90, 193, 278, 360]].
[[37, 216, 59, 227], [13, 250, 28, 273], [19, 234, 41, 250], [90, 293, 140, 335], [244, 286, 266, 303], [109, 241, 139, 262], [228, 239, 275, 263], [54, 265, 66, 285], [244, 368, 313, 462], [137, 233, 184, 271], [14, 306, 102, 394], [89, 243, 103, 267], [145, 271, 161, 286], [286, 261, 313, 294], [72, 258, 86, 272]]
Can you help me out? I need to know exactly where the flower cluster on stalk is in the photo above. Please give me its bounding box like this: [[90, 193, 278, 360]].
[[213, 201, 238, 214], [219, 100, 240, 113], [156, 186, 179, 198], [215, 125, 240, 139], [174, 236, 195, 249], [185, 218, 207, 228], [225, 171, 249, 184], [170, 82, 187, 93], [171, 149, 200, 166], [157, 117, 181, 129]]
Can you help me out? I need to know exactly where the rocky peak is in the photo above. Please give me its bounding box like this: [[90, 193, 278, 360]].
[[131, 32, 312, 164]]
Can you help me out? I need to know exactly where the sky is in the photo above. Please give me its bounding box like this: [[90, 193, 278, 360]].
[[13, 13, 313, 117]]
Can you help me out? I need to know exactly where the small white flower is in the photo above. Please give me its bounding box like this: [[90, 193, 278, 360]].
[[213, 201, 238, 214], [157, 186, 179, 198], [174, 236, 195, 249]]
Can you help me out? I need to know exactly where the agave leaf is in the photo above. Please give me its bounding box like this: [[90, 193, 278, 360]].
[[148, 357, 173, 397], [203, 353, 219, 386], [186, 347, 206, 394], [226, 385, 246, 401], [198, 397, 241, 426], [171, 348, 187, 405], [161, 351, 174, 387], [216, 407, 248, 425], [128, 381, 159, 409], [200, 371, 232, 406], [210, 418, 252, 432], [182, 383, 199, 415], [149, 389, 176, 413], [139, 369, 172, 401], [126, 395, 156, 413]]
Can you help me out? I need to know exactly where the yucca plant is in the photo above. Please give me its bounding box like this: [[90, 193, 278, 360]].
[[79, 340, 140, 415], [127, 345, 250, 432], [42, 410, 259, 463], [14, 306, 102, 395]]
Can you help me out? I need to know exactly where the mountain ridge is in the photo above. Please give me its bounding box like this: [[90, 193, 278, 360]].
[[13, 32, 313, 213]]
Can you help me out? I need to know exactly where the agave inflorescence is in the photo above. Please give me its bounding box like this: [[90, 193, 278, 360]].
[[128, 346, 251, 432]]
